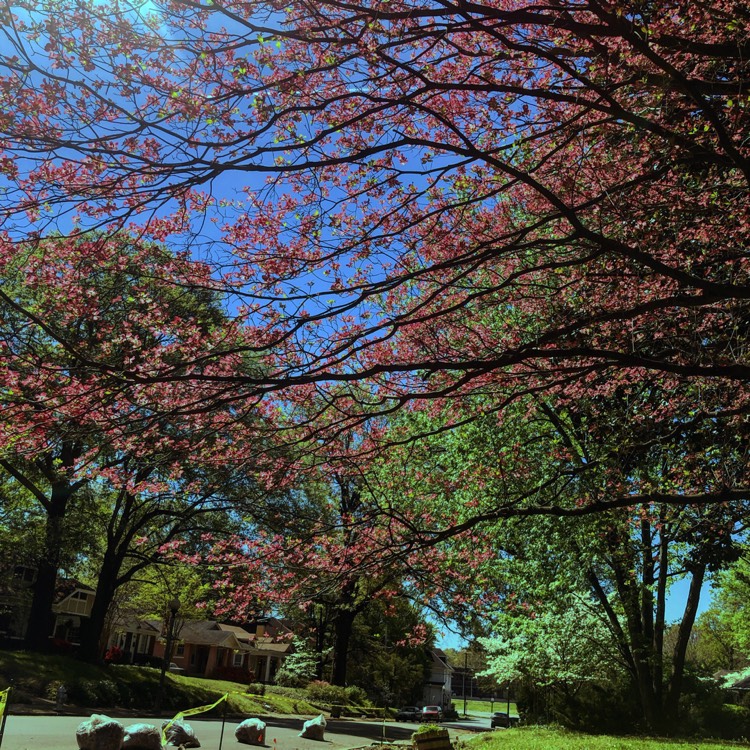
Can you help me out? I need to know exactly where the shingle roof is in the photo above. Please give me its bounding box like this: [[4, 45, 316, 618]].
[[217, 624, 254, 641], [53, 579, 95, 604], [177, 621, 243, 648], [115, 617, 160, 635], [251, 638, 292, 654], [115, 617, 290, 653]]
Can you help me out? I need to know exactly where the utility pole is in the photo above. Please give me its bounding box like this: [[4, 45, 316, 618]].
[[506, 682, 511, 727], [462, 651, 468, 717]]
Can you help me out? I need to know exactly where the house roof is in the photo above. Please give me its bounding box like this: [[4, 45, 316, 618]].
[[115, 617, 161, 635], [113, 617, 292, 653], [430, 649, 454, 672], [0, 572, 94, 600], [244, 616, 294, 637], [53, 579, 95, 603], [217, 623, 254, 641], [176, 620, 246, 648], [250, 637, 292, 654], [717, 670, 750, 690]]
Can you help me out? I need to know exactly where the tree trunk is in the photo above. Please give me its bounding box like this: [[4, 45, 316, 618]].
[[653, 511, 669, 707], [609, 535, 661, 730], [25, 485, 70, 652], [640, 515, 655, 647], [588, 570, 638, 677], [314, 605, 329, 680], [665, 563, 706, 720], [79, 553, 120, 662], [331, 607, 356, 686]]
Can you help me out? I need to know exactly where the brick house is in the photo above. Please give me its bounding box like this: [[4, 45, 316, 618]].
[[110, 618, 292, 682]]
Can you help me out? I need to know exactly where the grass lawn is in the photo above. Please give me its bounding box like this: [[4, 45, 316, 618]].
[[465, 727, 750, 750], [459, 698, 519, 716], [0, 650, 317, 716]]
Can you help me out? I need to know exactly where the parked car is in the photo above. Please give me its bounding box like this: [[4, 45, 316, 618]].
[[491, 711, 520, 728], [396, 706, 421, 721], [421, 705, 443, 722], [491, 711, 509, 728]]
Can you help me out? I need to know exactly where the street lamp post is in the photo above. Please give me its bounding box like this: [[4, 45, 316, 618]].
[[155, 597, 180, 714]]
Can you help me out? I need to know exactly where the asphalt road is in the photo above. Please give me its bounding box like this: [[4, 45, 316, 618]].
[[0, 714, 481, 750]]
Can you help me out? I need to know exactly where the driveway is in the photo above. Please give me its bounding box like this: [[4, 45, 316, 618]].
[[0, 713, 475, 750]]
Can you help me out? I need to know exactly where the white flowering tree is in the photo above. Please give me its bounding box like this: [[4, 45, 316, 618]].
[[480, 600, 616, 688], [273, 636, 320, 688]]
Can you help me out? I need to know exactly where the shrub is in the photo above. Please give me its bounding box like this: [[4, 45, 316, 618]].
[[9, 688, 32, 704], [514, 677, 641, 734], [46, 680, 65, 702], [97, 679, 121, 706], [344, 685, 368, 706], [677, 672, 750, 739], [700, 703, 750, 740], [413, 724, 446, 737], [66, 679, 103, 706], [305, 680, 369, 707], [273, 636, 318, 688], [66, 677, 134, 709], [104, 646, 124, 664], [275, 669, 311, 688], [307, 680, 348, 706]]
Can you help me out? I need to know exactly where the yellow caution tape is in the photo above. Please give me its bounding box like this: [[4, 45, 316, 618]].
[[0, 687, 9, 719], [161, 693, 228, 747], [160, 688, 286, 747], [178, 693, 228, 718]]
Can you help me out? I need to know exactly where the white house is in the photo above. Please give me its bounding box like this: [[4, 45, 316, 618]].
[[51, 580, 96, 644], [423, 649, 453, 708]]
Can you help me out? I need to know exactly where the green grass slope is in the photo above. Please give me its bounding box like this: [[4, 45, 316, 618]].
[[0, 650, 317, 716]]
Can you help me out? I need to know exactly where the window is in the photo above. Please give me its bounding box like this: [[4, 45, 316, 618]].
[[65, 591, 92, 615], [233, 652, 244, 668]]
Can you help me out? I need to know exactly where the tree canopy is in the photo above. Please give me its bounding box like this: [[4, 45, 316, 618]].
[[0, 2, 745, 510], [0, 1, 749, 725], [0, 233, 282, 653]]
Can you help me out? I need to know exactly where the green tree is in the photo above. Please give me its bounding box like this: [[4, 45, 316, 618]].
[[695, 551, 750, 673], [346, 598, 432, 707], [0, 233, 253, 653], [371, 385, 748, 730], [277, 475, 407, 687], [481, 599, 623, 722], [273, 636, 319, 688], [77, 463, 264, 661], [444, 645, 502, 699]]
